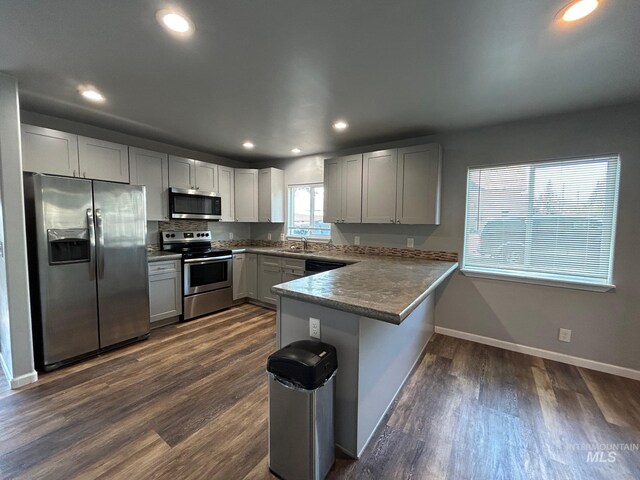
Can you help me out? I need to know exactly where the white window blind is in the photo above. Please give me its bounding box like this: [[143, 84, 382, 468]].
[[463, 155, 620, 288]]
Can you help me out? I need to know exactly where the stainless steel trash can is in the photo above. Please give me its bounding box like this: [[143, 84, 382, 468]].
[[267, 340, 338, 480]]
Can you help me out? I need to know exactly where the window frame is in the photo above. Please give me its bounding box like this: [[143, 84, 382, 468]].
[[286, 183, 331, 241], [460, 154, 621, 292]]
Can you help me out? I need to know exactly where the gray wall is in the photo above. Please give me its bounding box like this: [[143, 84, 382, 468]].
[[0, 74, 36, 384], [257, 101, 640, 371]]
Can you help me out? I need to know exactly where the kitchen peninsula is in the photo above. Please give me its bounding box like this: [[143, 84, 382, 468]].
[[269, 251, 458, 457]]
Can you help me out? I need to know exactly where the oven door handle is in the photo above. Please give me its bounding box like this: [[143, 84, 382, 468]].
[[183, 255, 233, 264]]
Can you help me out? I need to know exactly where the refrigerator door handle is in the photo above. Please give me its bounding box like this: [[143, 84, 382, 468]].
[[86, 208, 96, 281], [95, 208, 105, 279]]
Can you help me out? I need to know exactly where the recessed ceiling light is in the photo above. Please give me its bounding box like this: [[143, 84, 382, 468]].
[[333, 120, 349, 131], [78, 85, 105, 103], [157, 9, 194, 35], [291, 148, 301, 154], [561, 0, 599, 22], [243, 141, 255, 150]]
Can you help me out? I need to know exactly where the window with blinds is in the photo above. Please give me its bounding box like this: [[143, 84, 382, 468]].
[[462, 155, 620, 289]]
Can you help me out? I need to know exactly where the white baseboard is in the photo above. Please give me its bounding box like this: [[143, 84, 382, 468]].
[[434, 327, 640, 381], [0, 352, 38, 389]]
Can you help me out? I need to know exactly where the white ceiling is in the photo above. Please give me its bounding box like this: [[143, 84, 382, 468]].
[[1, 1, 639, 161]]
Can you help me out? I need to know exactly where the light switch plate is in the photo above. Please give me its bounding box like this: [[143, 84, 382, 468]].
[[559, 328, 572, 343], [229, 232, 234, 240], [309, 317, 321, 339], [407, 238, 414, 248], [354, 236, 360, 246]]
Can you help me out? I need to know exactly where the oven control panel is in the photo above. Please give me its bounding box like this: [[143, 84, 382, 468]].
[[162, 231, 211, 243]]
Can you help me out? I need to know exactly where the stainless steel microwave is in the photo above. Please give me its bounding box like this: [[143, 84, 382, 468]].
[[169, 187, 222, 220]]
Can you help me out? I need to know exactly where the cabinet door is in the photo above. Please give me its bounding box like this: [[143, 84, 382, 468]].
[[78, 136, 129, 183], [21, 125, 79, 177], [233, 253, 247, 300], [342, 154, 363, 223], [234, 169, 259, 222], [258, 168, 285, 223], [259, 255, 282, 305], [168, 155, 195, 189], [194, 160, 218, 193], [246, 253, 258, 299], [258, 168, 272, 222], [129, 148, 169, 221], [323, 158, 342, 223], [362, 149, 398, 223], [396, 144, 442, 225], [218, 166, 235, 222]]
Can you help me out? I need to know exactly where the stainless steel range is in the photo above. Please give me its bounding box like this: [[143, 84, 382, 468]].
[[161, 231, 233, 320]]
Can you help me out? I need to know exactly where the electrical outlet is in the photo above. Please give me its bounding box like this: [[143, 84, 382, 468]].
[[280, 233, 285, 241], [559, 328, 572, 343], [229, 232, 234, 240], [268, 233, 272, 241], [407, 238, 414, 248], [309, 317, 321, 339], [354, 236, 360, 246]]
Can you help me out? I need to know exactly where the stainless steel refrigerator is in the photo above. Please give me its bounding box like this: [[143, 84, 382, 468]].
[[24, 173, 150, 371]]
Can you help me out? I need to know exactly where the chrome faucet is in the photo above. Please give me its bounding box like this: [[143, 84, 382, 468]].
[[302, 237, 308, 251]]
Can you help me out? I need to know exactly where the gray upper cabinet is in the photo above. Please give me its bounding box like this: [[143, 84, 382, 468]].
[[218, 165, 235, 222], [21, 125, 79, 177], [324, 154, 362, 224], [168, 155, 218, 192], [168, 155, 195, 189], [395, 144, 442, 225], [258, 168, 285, 223], [129, 148, 169, 221], [234, 168, 259, 222], [194, 160, 218, 193], [362, 149, 398, 223], [78, 136, 130, 183], [22, 125, 130, 183]]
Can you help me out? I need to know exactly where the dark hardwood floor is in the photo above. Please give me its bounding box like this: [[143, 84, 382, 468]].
[[0, 304, 638, 479]]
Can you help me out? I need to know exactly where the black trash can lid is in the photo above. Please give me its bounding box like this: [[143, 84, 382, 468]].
[[267, 340, 338, 390]]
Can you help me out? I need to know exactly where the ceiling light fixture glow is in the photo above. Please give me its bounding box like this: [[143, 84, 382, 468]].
[[561, 0, 599, 22], [291, 148, 301, 154], [157, 10, 194, 35], [243, 141, 255, 149], [78, 85, 105, 103], [333, 120, 349, 131]]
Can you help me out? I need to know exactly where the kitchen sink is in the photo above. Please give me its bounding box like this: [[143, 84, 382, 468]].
[[278, 248, 315, 253]]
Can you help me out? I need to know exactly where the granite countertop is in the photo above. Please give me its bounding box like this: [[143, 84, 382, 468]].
[[244, 247, 458, 325], [147, 251, 182, 262]]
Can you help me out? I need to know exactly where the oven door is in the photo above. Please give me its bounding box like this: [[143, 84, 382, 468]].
[[169, 187, 222, 220], [183, 256, 232, 296]]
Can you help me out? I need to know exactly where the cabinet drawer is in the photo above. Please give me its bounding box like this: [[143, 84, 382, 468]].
[[282, 258, 305, 270], [149, 260, 179, 274], [260, 255, 282, 268]]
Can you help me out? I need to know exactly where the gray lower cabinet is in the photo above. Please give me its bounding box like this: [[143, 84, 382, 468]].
[[233, 253, 247, 300], [148, 260, 182, 324], [259, 255, 283, 305], [246, 253, 258, 299], [258, 255, 305, 305]]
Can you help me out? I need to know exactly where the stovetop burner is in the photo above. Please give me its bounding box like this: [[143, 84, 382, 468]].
[[160, 230, 232, 259]]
